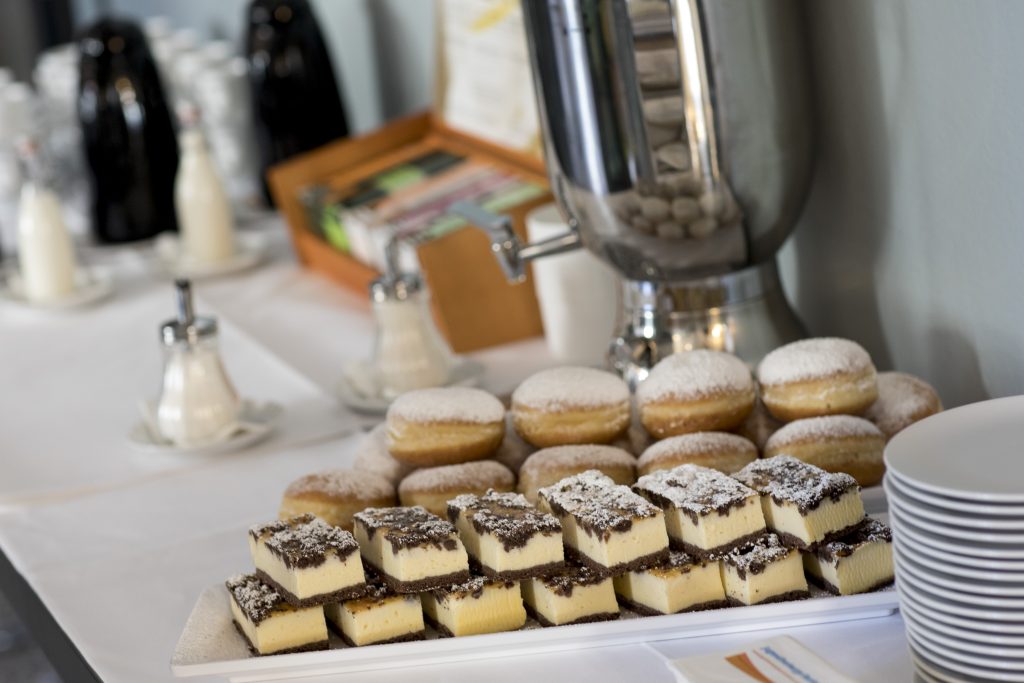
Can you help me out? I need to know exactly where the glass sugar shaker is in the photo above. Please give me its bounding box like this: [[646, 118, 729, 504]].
[[370, 265, 455, 400], [156, 279, 240, 445]]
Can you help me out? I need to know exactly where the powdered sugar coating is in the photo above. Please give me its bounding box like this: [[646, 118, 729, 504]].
[[634, 464, 758, 517], [249, 514, 360, 567], [398, 461, 514, 495], [757, 338, 875, 386], [639, 432, 756, 469], [283, 468, 395, 503], [636, 350, 754, 404], [387, 387, 505, 424], [226, 573, 284, 624], [520, 444, 636, 477], [447, 490, 562, 548], [539, 469, 661, 537], [733, 455, 859, 511], [723, 533, 792, 575], [512, 366, 630, 411], [864, 371, 942, 439], [352, 424, 417, 485], [765, 415, 883, 450], [816, 518, 892, 563]]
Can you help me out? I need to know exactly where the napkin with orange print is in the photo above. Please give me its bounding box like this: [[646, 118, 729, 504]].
[[669, 636, 858, 683]]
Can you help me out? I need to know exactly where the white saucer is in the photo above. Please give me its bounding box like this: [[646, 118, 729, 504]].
[[129, 399, 281, 456], [894, 546, 1024, 597], [889, 507, 1024, 560], [897, 574, 1024, 624], [889, 496, 1024, 544], [885, 396, 1024, 503], [0, 268, 114, 310], [886, 469, 1024, 518], [906, 626, 1024, 674], [154, 231, 268, 280], [336, 357, 485, 415], [900, 599, 1024, 645], [885, 475, 1024, 528]]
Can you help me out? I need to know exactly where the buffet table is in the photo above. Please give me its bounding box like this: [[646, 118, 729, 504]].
[[0, 220, 917, 682]]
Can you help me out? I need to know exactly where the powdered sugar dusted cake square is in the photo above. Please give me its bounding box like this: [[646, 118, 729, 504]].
[[324, 575, 425, 647], [421, 576, 526, 637], [521, 565, 619, 626], [613, 550, 727, 615], [538, 470, 668, 575], [732, 456, 864, 549], [226, 573, 328, 656], [352, 506, 469, 593], [720, 534, 809, 606], [633, 464, 766, 558], [447, 490, 564, 579], [804, 517, 894, 595], [249, 514, 366, 606]]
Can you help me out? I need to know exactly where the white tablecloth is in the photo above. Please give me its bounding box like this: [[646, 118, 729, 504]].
[[0, 219, 915, 682]]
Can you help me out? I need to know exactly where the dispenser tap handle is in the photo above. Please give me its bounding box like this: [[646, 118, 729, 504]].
[[448, 201, 582, 284], [174, 278, 195, 325]]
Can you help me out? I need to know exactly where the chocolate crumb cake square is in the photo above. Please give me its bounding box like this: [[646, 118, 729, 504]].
[[521, 565, 619, 626], [421, 576, 526, 637], [720, 533, 809, 606], [324, 575, 425, 647], [732, 456, 864, 550], [352, 506, 470, 593], [633, 464, 766, 558], [226, 573, 329, 656], [447, 490, 564, 579], [249, 514, 366, 606], [538, 470, 669, 575], [804, 517, 894, 595], [613, 550, 727, 615]]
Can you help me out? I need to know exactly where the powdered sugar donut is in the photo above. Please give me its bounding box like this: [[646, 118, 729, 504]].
[[864, 371, 942, 441], [764, 415, 885, 486], [279, 469, 396, 530], [756, 338, 878, 421], [517, 444, 636, 503], [511, 366, 631, 447], [386, 387, 505, 467], [398, 461, 515, 517], [352, 423, 417, 486], [637, 432, 757, 476], [636, 350, 755, 439]]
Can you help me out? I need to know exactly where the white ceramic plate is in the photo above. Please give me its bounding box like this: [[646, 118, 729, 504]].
[[900, 589, 1024, 638], [336, 357, 485, 415], [885, 396, 1024, 503], [897, 577, 1024, 625], [171, 583, 897, 680], [888, 496, 1024, 544], [908, 632, 1024, 682], [906, 620, 1024, 665], [906, 625, 1024, 673], [885, 475, 1024, 529], [154, 231, 268, 280], [900, 601, 1024, 648], [895, 554, 1024, 607], [888, 507, 1024, 560], [0, 268, 114, 310], [895, 538, 1024, 584], [895, 546, 1024, 597], [895, 529, 1024, 572], [128, 400, 281, 456], [886, 469, 1024, 518], [910, 647, 1000, 683]]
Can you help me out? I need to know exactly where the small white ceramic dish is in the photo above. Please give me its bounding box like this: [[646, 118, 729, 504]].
[[129, 399, 281, 456], [154, 231, 268, 280], [336, 357, 485, 415], [0, 268, 113, 310]]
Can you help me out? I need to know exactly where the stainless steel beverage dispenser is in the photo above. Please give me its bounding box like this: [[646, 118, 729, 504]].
[[454, 0, 813, 387]]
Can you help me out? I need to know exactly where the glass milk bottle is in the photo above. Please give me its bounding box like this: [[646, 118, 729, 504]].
[[156, 279, 240, 446], [174, 107, 236, 264]]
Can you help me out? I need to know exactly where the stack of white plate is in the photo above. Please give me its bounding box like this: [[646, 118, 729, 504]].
[[884, 396, 1024, 683]]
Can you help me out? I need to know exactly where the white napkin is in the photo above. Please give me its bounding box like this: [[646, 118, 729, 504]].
[[668, 635, 859, 683]]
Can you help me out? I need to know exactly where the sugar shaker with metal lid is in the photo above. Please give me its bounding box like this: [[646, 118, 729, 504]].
[[369, 241, 454, 398], [156, 279, 240, 445]]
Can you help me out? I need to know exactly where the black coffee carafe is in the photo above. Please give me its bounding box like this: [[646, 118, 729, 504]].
[[246, 0, 349, 202], [78, 19, 178, 244]]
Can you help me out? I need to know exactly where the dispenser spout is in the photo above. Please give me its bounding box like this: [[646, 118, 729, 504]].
[[448, 201, 582, 283]]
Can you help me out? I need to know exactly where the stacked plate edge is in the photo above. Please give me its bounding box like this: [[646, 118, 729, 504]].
[[883, 396, 1024, 683]]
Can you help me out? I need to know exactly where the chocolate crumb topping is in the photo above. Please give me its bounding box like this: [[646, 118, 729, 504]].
[[634, 465, 757, 523], [353, 506, 461, 551], [448, 490, 562, 551], [539, 470, 661, 539], [226, 573, 285, 625], [250, 514, 360, 569], [633, 550, 703, 575], [723, 534, 792, 579], [732, 456, 859, 513], [431, 575, 515, 601], [816, 517, 891, 562], [539, 565, 609, 597]]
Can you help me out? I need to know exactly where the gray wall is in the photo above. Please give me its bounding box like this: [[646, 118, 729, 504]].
[[71, 0, 1023, 407]]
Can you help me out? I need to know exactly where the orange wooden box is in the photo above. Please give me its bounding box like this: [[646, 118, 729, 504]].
[[267, 112, 549, 353]]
